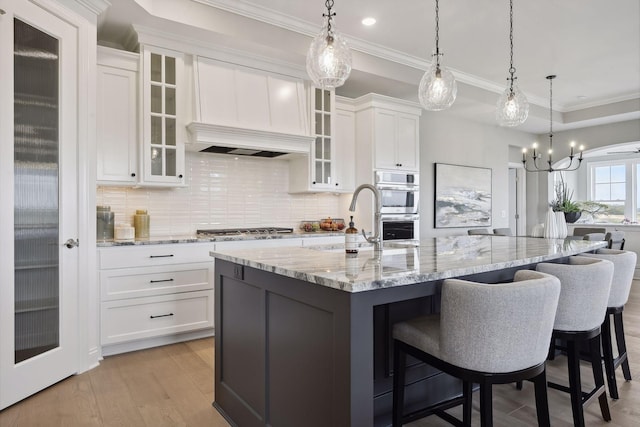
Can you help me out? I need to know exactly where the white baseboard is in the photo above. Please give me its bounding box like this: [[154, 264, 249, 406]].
[[101, 328, 215, 357]]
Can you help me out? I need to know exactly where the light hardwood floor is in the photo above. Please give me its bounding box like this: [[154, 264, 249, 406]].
[[1, 282, 639, 426]]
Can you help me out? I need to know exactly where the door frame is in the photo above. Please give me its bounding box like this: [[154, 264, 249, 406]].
[[508, 162, 527, 236]]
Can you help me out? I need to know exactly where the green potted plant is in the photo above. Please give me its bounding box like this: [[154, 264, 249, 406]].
[[550, 176, 582, 223]]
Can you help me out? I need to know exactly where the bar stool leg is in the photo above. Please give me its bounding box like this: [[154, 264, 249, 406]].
[[614, 312, 632, 381], [566, 340, 585, 427], [601, 313, 619, 399], [462, 380, 473, 426], [589, 334, 612, 422], [479, 382, 493, 427], [532, 370, 551, 427], [392, 341, 406, 427]]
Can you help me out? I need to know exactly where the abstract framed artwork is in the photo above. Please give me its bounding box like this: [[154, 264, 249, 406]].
[[434, 163, 492, 228]]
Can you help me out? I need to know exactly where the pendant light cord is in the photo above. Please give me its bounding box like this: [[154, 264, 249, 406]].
[[508, 0, 516, 93], [548, 76, 554, 154], [434, 0, 441, 68], [324, 0, 336, 34]]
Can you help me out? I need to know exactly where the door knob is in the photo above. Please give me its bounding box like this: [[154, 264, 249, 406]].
[[64, 238, 79, 249]]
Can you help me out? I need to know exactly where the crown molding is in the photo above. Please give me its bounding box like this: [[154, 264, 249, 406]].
[[193, 0, 555, 110], [132, 24, 306, 78], [75, 0, 111, 15], [564, 92, 640, 112]]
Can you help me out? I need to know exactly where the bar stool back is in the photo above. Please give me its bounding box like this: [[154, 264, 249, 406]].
[[604, 231, 626, 250], [392, 270, 560, 427], [536, 256, 614, 427], [581, 248, 636, 399]]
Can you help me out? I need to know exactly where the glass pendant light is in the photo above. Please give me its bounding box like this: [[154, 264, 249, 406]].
[[418, 0, 457, 111], [306, 0, 352, 89], [496, 0, 529, 126]]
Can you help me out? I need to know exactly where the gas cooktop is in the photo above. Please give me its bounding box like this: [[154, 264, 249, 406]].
[[196, 227, 294, 236]]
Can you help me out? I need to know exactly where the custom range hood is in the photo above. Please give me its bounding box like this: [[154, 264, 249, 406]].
[[186, 56, 314, 158], [186, 122, 313, 158]]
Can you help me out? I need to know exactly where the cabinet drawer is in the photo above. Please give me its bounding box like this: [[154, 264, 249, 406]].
[[100, 263, 213, 301], [99, 243, 215, 269], [101, 290, 214, 345]]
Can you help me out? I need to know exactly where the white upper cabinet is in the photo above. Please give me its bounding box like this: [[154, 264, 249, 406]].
[[140, 45, 185, 186], [192, 56, 309, 137], [97, 47, 138, 185], [289, 91, 355, 193], [355, 94, 422, 173]]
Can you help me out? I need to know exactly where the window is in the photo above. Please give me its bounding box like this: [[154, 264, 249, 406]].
[[588, 160, 637, 223]]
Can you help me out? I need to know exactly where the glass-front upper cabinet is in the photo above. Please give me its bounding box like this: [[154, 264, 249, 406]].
[[312, 87, 336, 188], [141, 46, 185, 186]]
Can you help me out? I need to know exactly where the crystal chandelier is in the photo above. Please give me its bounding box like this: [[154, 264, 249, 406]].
[[306, 0, 352, 89], [496, 0, 529, 127], [418, 0, 457, 111], [522, 75, 584, 173]]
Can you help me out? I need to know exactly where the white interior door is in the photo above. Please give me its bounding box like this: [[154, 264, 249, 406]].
[[0, 0, 79, 410]]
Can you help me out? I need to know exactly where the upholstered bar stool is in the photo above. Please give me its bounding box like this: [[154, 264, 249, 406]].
[[582, 248, 636, 399], [536, 256, 614, 427], [605, 231, 626, 249], [392, 270, 560, 427], [493, 227, 513, 236], [468, 228, 492, 235], [582, 232, 606, 242], [572, 227, 606, 237]]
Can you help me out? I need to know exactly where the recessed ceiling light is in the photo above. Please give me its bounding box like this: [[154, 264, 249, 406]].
[[362, 17, 376, 26], [577, 95, 588, 99]]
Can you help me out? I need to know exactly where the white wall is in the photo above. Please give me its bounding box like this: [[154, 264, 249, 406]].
[[97, 152, 343, 236], [418, 111, 535, 237]]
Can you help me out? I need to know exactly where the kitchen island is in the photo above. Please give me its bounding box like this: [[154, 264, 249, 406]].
[[211, 236, 605, 427]]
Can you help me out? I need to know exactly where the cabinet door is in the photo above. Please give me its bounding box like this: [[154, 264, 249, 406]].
[[0, 2, 79, 410], [97, 65, 137, 184], [373, 109, 397, 170], [396, 113, 419, 171], [334, 107, 355, 191], [141, 46, 185, 186], [311, 88, 335, 188]]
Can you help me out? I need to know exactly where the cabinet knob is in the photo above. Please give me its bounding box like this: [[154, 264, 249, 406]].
[[335, 183, 339, 186], [312, 181, 316, 185], [131, 172, 136, 177], [178, 174, 183, 179]]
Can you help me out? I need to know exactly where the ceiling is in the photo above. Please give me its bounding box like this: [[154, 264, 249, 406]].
[[98, 0, 640, 134]]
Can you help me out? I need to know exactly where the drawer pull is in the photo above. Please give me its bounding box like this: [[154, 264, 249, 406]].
[[150, 313, 174, 319], [149, 278, 174, 284], [149, 254, 174, 258]]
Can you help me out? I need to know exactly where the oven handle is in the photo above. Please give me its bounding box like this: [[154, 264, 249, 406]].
[[381, 214, 420, 221], [375, 184, 419, 191]]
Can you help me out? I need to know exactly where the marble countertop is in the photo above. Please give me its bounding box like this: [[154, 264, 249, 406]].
[[210, 236, 608, 293], [96, 231, 345, 247]]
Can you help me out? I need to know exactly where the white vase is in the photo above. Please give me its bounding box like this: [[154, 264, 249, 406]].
[[555, 212, 568, 238], [544, 208, 558, 239]]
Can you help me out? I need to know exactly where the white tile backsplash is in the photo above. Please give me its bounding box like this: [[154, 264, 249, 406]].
[[97, 152, 345, 236]]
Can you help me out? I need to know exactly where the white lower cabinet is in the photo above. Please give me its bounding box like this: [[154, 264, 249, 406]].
[[98, 243, 215, 356], [101, 290, 214, 345]]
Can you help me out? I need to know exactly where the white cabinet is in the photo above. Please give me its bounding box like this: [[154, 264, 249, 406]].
[[140, 45, 186, 186], [97, 45, 187, 187], [98, 243, 215, 355], [355, 94, 422, 172], [289, 92, 355, 193], [97, 47, 138, 184]]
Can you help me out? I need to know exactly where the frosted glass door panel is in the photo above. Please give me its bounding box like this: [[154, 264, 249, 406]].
[[13, 19, 60, 363]]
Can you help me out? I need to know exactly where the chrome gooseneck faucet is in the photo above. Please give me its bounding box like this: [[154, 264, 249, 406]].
[[349, 184, 383, 252]]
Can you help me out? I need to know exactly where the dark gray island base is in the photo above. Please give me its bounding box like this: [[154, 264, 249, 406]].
[[211, 237, 606, 427]]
